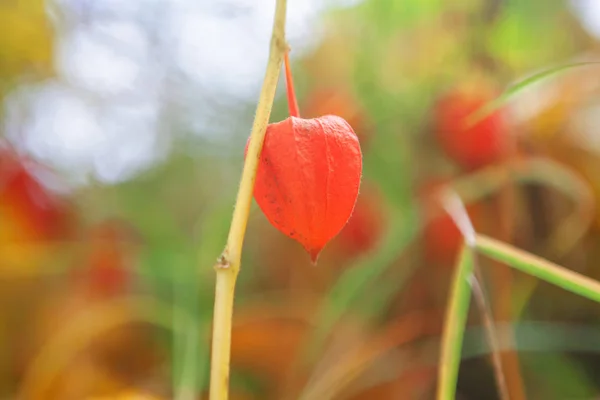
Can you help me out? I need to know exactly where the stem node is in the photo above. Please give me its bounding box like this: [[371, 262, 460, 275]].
[[215, 253, 231, 270]]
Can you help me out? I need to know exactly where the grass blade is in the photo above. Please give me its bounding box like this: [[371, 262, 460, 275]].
[[475, 234, 600, 303], [465, 62, 600, 127], [437, 244, 475, 400]]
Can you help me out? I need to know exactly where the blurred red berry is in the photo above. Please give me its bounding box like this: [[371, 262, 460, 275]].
[[0, 145, 73, 271], [336, 184, 386, 258], [71, 219, 140, 297], [0, 148, 71, 238], [433, 87, 510, 170], [423, 212, 465, 265]]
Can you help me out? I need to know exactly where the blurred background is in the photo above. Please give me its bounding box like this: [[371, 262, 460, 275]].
[[3, 0, 600, 399]]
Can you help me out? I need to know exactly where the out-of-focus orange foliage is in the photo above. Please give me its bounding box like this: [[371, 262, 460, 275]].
[[15, 220, 160, 399], [231, 316, 310, 383], [347, 367, 434, 399], [88, 388, 164, 400], [38, 356, 130, 400], [199, 391, 255, 400], [230, 304, 395, 399], [19, 322, 163, 400]]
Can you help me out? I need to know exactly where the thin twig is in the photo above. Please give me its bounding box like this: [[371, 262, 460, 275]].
[[284, 50, 300, 118], [208, 1, 288, 399]]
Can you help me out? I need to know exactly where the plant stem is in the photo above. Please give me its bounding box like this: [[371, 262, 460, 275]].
[[210, 270, 238, 399], [475, 234, 600, 304], [209, 1, 288, 399], [284, 50, 300, 117], [437, 244, 475, 400]]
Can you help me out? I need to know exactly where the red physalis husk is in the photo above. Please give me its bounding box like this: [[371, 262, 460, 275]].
[[246, 115, 362, 264]]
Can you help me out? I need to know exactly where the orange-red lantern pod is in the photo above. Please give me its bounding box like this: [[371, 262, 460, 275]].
[[247, 52, 363, 264], [248, 116, 362, 263], [433, 86, 510, 170]]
